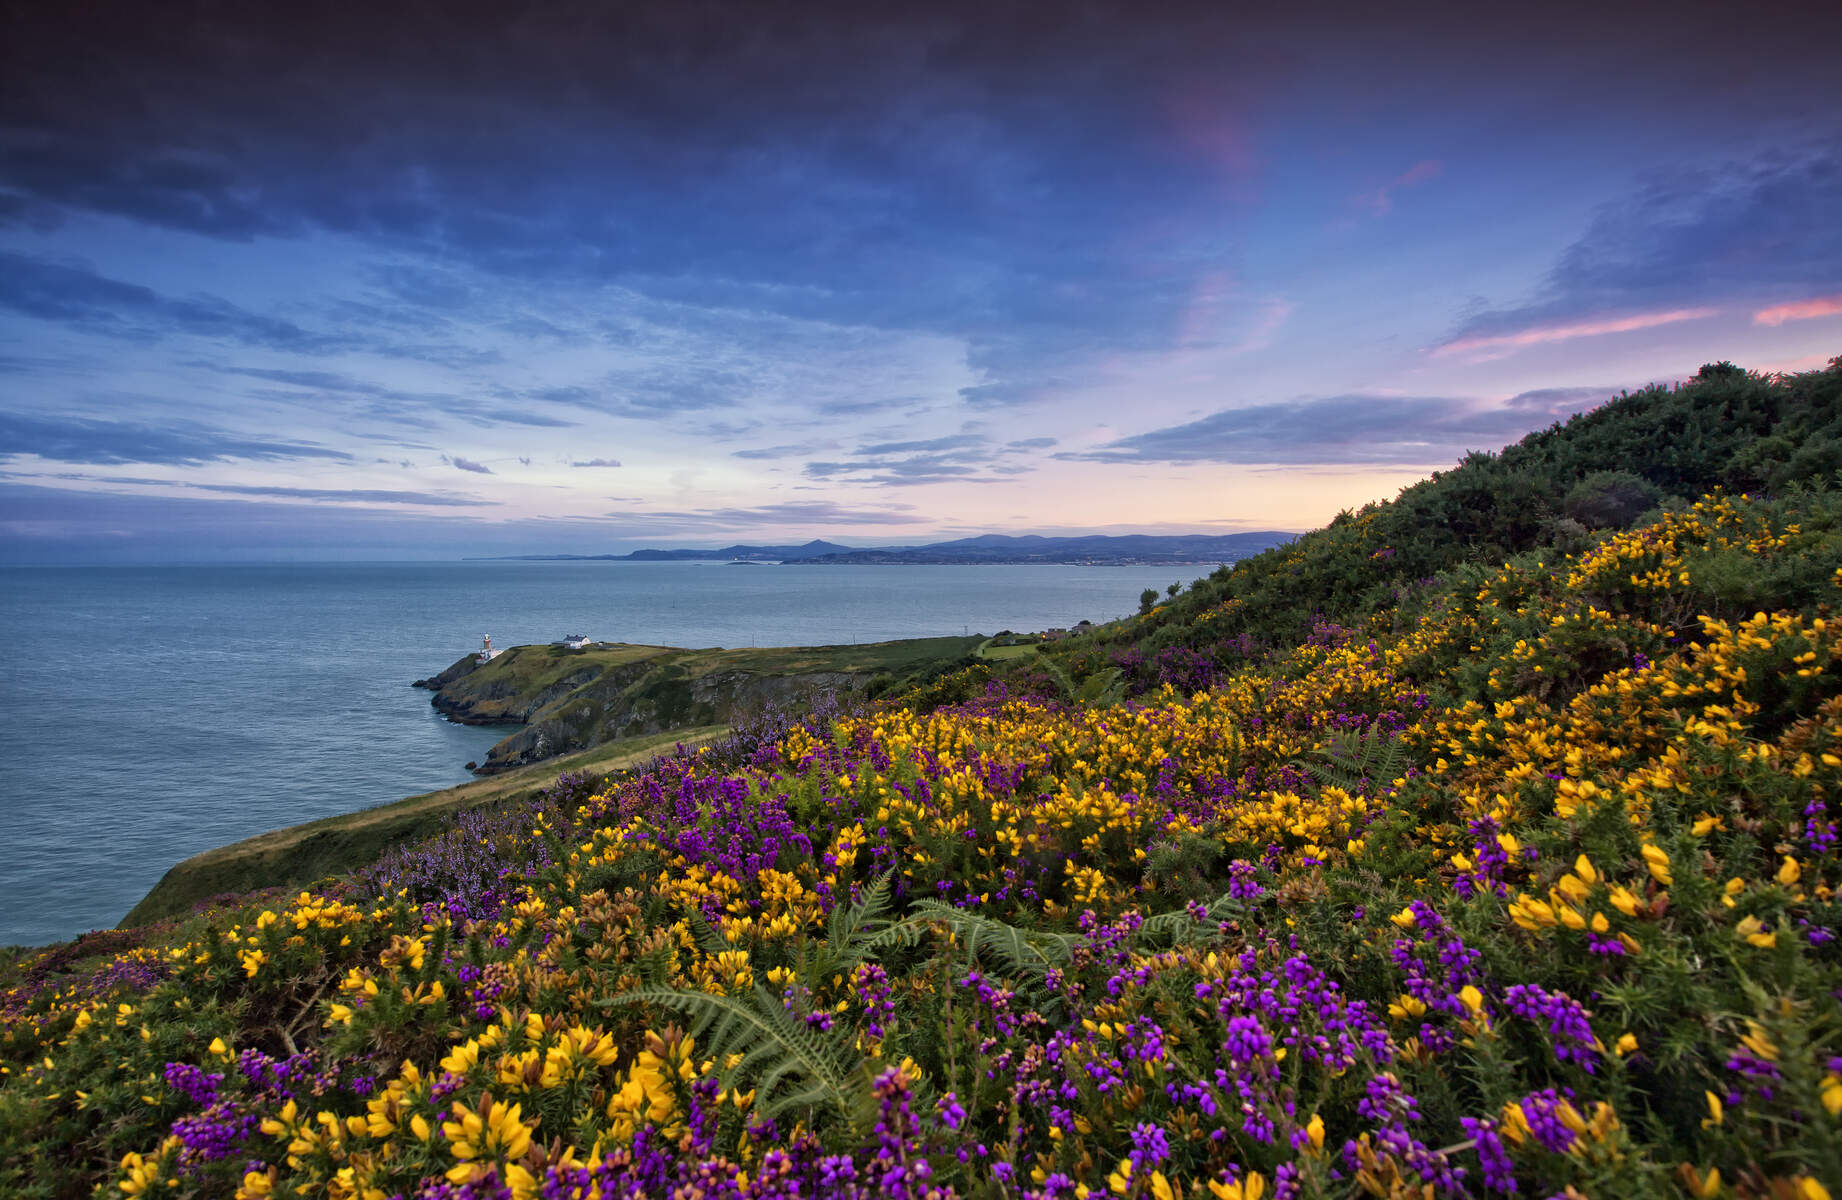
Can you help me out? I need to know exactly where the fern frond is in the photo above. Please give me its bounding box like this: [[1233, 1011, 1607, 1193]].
[[1033, 656, 1077, 702], [1300, 721, 1409, 794], [896, 900, 1078, 974], [1136, 894, 1244, 947], [826, 871, 894, 958], [1075, 667, 1125, 706], [600, 985, 873, 1130]]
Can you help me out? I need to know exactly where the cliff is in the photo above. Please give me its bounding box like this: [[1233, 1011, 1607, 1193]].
[[415, 636, 983, 773]]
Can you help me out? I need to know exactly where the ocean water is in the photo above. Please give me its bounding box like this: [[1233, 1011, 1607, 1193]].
[[0, 561, 1184, 945]]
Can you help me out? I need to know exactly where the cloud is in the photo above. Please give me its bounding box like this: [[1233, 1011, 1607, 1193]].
[[804, 455, 1000, 486], [958, 380, 1064, 409], [525, 365, 746, 419], [191, 484, 493, 506], [815, 398, 903, 417], [1440, 151, 1842, 355], [444, 454, 493, 474], [0, 252, 356, 352], [203, 363, 577, 429], [478, 408, 572, 427], [731, 441, 834, 460], [1754, 293, 1842, 326], [1351, 159, 1441, 217], [854, 433, 987, 455], [801, 426, 1016, 486], [1006, 436, 1058, 450], [1062, 388, 1614, 466], [569, 458, 623, 468], [0, 411, 353, 466], [1433, 307, 1717, 359]]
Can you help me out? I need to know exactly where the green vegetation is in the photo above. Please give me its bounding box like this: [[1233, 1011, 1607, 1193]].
[[4, 360, 1841, 1200], [121, 727, 728, 927], [1039, 358, 1842, 692], [424, 635, 984, 771]]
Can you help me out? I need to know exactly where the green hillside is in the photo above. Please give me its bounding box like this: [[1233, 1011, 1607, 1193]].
[[3, 359, 1840, 1200]]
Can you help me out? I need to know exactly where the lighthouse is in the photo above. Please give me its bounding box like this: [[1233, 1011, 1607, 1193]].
[[477, 633, 503, 663]]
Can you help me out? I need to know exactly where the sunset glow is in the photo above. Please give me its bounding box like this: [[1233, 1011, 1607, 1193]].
[[1754, 294, 1842, 326], [1, 2, 1838, 561]]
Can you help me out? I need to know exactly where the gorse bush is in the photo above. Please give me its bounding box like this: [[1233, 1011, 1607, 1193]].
[[1060, 362, 1842, 676], [3, 360, 1841, 1200]]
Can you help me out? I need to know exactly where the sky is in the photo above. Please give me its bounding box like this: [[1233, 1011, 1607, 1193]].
[[2, 0, 1839, 562]]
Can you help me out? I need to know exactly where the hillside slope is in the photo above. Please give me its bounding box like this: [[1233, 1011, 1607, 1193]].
[[416, 636, 983, 772], [3, 359, 1839, 1200]]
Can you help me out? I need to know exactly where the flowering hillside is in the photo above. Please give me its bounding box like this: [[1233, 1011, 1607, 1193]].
[[5, 378, 1842, 1199]]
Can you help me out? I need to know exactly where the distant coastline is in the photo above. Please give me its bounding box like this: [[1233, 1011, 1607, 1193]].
[[467, 530, 1295, 567]]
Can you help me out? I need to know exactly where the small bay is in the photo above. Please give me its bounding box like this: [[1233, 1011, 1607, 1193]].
[[0, 560, 1182, 945]]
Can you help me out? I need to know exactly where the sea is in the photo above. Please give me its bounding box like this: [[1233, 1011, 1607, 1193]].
[[0, 561, 1187, 946]]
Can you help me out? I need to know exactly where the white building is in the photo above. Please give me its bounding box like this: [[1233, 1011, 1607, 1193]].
[[477, 634, 504, 663], [556, 633, 592, 649]]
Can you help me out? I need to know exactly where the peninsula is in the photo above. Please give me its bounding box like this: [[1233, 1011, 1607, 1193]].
[[411, 633, 985, 774], [469, 530, 1294, 566]]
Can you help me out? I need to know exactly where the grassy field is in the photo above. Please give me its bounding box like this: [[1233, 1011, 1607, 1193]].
[[119, 725, 726, 926]]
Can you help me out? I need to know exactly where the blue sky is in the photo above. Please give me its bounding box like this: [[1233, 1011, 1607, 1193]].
[[2, 0, 1839, 561]]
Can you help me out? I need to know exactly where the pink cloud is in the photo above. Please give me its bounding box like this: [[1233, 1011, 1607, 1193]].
[[1354, 159, 1442, 217], [1760, 351, 1839, 374], [1753, 293, 1842, 326], [1433, 307, 1718, 360]]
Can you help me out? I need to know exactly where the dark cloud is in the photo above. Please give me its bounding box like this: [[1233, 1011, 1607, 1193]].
[[1442, 151, 1842, 349], [815, 398, 906, 417], [444, 454, 493, 474], [731, 441, 833, 460], [191, 484, 493, 506], [0, 471, 176, 486], [1064, 388, 1613, 466], [0, 4, 1294, 401], [8, 3, 1835, 417], [569, 458, 622, 468], [854, 432, 986, 455], [476, 408, 570, 427], [1005, 436, 1058, 450], [803, 424, 1011, 485], [0, 411, 353, 466], [204, 363, 575, 429], [525, 366, 745, 419], [804, 454, 999, 486], [959, 380, 1064, 410], [0, 252, 356, 352]]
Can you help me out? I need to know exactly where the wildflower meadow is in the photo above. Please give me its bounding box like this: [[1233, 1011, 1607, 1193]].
[[4, 364, 1841, 1200]]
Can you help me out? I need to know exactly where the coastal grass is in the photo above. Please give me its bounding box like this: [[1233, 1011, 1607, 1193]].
[[454, 635, 985, 691], [118, 725, 726, 928], [437, 635, 988, 770], [974, 639, 1040, 661]]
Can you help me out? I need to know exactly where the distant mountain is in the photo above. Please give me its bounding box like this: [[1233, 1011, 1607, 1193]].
[[474, 531, 1296, 565], [474, 539, 857, 562], [790, 531, 1295, 565]]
